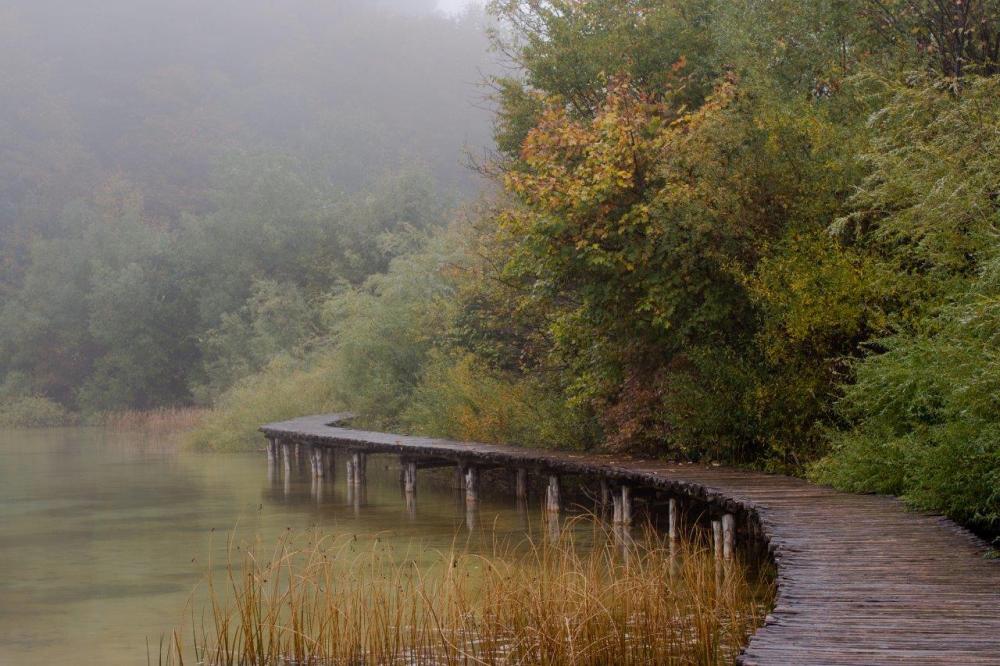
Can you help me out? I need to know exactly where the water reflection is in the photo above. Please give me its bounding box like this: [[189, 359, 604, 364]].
[[0, 428, 587, 665], [0, 428, 770, 666]]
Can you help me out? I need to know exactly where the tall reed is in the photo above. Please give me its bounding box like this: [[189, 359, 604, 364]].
[[165, 517, 772, 665], [97, 407, 208, 434]]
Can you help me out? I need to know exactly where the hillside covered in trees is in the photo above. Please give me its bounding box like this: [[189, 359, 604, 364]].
[[2, 0, 997, 538], [0, 0, 494, 413]]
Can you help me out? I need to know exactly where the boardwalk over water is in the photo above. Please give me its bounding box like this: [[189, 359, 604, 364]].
[[262, 414, 1000, 665]]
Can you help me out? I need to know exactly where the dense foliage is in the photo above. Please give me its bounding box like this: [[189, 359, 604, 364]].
[[3, 0, 997, 538], [0, 1, 492, 416]]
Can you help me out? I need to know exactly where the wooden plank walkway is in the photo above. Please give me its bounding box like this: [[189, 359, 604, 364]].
[[261, 414, 1000, 666]]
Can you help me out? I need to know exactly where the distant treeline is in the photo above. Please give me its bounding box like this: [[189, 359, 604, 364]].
[[3, 0, 998, 538], [0, 1, 493, 411]]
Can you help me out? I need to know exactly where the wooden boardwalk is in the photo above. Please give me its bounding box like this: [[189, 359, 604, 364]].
[[261, 414, 1000, 665]]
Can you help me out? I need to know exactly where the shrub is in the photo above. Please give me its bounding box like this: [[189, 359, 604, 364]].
[[185, 355, 341, 452], [403, 352, 595, 449], [0, 395, 76, 427]]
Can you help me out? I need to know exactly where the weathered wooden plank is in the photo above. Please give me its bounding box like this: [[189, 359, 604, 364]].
[[261, 414, 1000, 666]]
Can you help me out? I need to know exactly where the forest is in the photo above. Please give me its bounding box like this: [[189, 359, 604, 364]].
[[1, 0, 997, 539]]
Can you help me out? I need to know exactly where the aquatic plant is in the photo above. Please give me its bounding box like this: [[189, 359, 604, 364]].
[[164, 517, 771, 665]]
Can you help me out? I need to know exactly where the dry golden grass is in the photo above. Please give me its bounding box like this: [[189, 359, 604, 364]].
[[163, 517, 772, 665], [98, 407, 208, 434]]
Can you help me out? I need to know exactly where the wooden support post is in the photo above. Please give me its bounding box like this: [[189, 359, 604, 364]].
[[312, 447, 325, 479], [612, 485, 632, 525], [324, 449, 336, 478], [403, 460, 417, 494], [454, 463, 467, 490], [356, 452, 368, 485], [265, 437, 276, 465], [712, 519, 723, 561], [346, 451, 366, 487], [294, 442, 301, 468], [465, 466, 479, 504], [546, 475, 560, 514], [668, 498, 679, 541], [620, 485, 632, 525], [722, 513, 735, 561], [600, 478, 611, 512], [515, 468, 528, 501], [282, 441, 292, 476]]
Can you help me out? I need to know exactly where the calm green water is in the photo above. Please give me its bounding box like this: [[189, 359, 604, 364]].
[[0, 427, 564, 665]]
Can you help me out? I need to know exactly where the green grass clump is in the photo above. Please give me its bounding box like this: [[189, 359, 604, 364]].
[[0, 395, 76, 427]]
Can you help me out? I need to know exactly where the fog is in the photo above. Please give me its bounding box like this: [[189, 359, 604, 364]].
[[0, 0, 496, 233], [0, 0, 499, 411]]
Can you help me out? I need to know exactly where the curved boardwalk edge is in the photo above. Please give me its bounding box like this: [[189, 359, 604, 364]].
[[261, 414, 1000, 666]]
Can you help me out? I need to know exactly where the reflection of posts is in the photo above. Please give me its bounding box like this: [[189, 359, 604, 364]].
[[464, 466, 479, 531], [353, 484, 364, 514], [402, 459, 417, 519], [613, 523, 633, 562], [282, 442, 292, 476], [546, 509, 560, 541], [402, 460, 417, 494], [312, 473, 324, 503], [404, 489, 416, 519], [668, 536, 678, 581]]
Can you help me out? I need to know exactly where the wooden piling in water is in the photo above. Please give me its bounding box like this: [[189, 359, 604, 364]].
[[453, 463, 467, 490], [464, 466, 479, 504], [612, 485, 632, 525], [722, 513, 735, 561], [546, 475, 560, 513], [311, 447, 325, 479], [515, 468, 528, 501], [621, 485, 632, 525], [350, 451, 367, 486], [282, 441, 292, 476], [260, 415, 1000, 664], [403, 459, 417, 494], [668, 498, 678, 540]]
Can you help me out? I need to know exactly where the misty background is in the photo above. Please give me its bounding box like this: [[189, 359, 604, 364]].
[[0, 0, 497, 413]]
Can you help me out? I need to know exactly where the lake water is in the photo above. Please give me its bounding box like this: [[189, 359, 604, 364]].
[[0, 427, 593, 665]]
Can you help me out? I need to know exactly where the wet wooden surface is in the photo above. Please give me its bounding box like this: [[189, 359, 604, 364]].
[[262, 414, 1000, 666]]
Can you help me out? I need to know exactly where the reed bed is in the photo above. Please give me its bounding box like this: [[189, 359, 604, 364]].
[[98, 407, 208, 434], [164, 517, 773, 665]]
